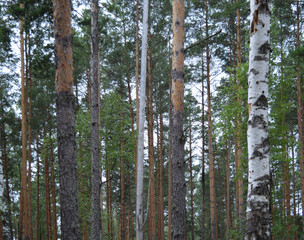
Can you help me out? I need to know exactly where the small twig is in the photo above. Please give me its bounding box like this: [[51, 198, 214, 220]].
[[184, 29, 222, 53]]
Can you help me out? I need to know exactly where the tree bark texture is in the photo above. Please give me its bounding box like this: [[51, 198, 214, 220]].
[[19, 3, 29, 239], [245, 1, 272, 239], [171, 0, 186, 239], [52, 0, 80, 239], [136, 0, 149, 238], [90, 0, 102, 239]]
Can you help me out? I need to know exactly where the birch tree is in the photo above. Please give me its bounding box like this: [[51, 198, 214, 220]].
[[90, 0, 102, 239], [52, 0, 80, 239], [136, 0, 149, 238], [246, 0, 272, 239], [171, 0, 186, 238]]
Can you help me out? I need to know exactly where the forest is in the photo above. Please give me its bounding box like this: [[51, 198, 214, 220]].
[[0, 0, 303, 239]]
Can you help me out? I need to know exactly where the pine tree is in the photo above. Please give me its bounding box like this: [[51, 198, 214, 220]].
[[171, 0, 186, 238], [53, 0, 80, 239]]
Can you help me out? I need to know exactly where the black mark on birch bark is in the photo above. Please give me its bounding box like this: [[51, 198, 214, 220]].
[[253, 94, 268, 108], [254, 55, 268, 61], [258, 42, 271, 54], [248, 115, 266, 128], [250, 68, 260, 75]]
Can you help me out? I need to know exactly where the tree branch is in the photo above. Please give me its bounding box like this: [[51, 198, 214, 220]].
[[185, 30, 222, 53]]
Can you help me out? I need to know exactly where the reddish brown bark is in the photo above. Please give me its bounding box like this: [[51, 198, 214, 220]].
[[19, 3, 29, 239]]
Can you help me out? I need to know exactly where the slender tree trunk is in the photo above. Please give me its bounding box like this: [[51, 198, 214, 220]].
[[226, 141, 232, 234], [136, 0, 149, 238], [168, 39, 172, 240], [90, 0, 102, 239], [19, 3, 29, 239], [44, 128, 52, 240], [295, 0, 304, 238], [235, 0, 244, 221], [245, 1, 272, 239], [49, 132, 58, 240], [36, 133, 40, 240], [1, 122, 13, 240], [159, 112, 165, 240], [147, 47, 157, 240], [171, 0, 186, 238], [205, 1, 217, 239], [52, 0, 80, 239], [25, 31, 33, 240], [280, 49, 291, 230], [201, 53, 205, 240], [189, 119, 194, 240], [291, 128, 297, 240]]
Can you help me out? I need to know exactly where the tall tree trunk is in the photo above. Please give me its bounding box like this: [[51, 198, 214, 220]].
[[44, 127, 52, 240], [36, 133, 40, 240], [245, 0, 272, 239], [168, 39, 172, 240], [280, 48, 291, 230], [226, 141, 232, 234], [1, 121, 13, 240], [296, 0, 304, 238], [19, 3, 29, 239], [147, 47, 157, 240], [49, 132, 58, 240], [120, 98, 126, 240], [291, 128, 297, 240], [205, 0, 217, 239], [27, 35, 33, 240], [189, 119, 194, 240], [235, 0, 244, 221], [52, 0, 80, 239], [201, 53, 205, 240], [136, 0, 149, 238], [158, 112, 164, 240], [171, 0, 186, 238], [90, 0, 102, 239]]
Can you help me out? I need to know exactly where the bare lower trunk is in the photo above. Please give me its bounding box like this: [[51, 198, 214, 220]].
[[189, 119, 194, 240], [36, 134, 40, 240], [245, 1, 272, 239], [168, 40, 172, 240], [19, 3, 29, 238], [136, 0, 149, 238], [171, 0, 186, 238], [90, 1, 102, 239], [53, 1, 80, 239]]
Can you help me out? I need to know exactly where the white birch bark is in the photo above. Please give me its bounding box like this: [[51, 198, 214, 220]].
[[136, 0, 149, 239], [246, 0, 272, 239]]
